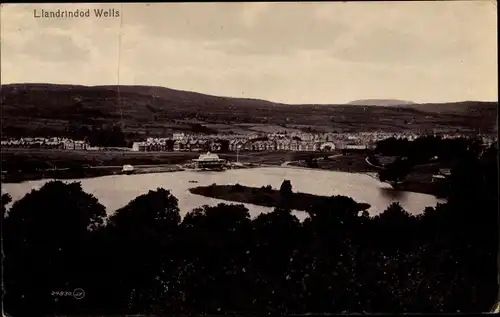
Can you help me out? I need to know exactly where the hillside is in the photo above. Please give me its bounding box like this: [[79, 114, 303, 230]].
[[348, 99, 415, 106], [1, 83, 497, 139]]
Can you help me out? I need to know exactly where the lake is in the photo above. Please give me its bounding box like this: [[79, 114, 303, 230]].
[[2, 167, 444, 221]]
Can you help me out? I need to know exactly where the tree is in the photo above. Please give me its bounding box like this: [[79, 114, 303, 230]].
[[378, 157, 414, 184], [106, 188, 182, 313], [277, 180, 293, 211], [249, 209, 302, 312], [1, 192, 12, 219], [109, 187, 181, 235], [305, 155, 319, 168], [176, 204, 252, 313], [166, 139, 175, 151], [279, 180, 293, 197], [3, 181, 107, 316], [372, 202, 417, 251]]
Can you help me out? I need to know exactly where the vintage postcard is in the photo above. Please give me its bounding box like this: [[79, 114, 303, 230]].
[[1, 2, 498, 315]]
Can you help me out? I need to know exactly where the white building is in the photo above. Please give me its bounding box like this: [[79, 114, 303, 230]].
[[192, 152, 226, 170]]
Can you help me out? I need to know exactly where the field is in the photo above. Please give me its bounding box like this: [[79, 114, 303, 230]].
[[290, 152, 377, 173], [1, 148, 201, 170]]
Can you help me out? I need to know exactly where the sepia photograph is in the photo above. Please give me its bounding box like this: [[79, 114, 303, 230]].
[[1, 1, 498, 315]]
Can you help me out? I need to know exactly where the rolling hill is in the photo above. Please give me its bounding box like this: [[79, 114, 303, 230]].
[[348, 99, 416, 106], [1, 83, 497, 139]]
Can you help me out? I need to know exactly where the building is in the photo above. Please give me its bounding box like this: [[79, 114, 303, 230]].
[[243, 141, 253, 151], [229, 139, 245, 152], [173, 133, 186, 141], [132, 142, 147, 152], [276, 140, 291, 151], [174, 140, 188, 151], [210, 142, 222, 152], [64, 140, 89, 150], [320, 142, 336, 151], [344, 144, 367, 150], [188, 139, 199, 151], [192, 152, 226, 170], [439, 168, 452, 177]]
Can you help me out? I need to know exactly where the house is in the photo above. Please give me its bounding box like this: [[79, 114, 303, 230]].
[[188, 139, 199, 152], [265, 140, 276, 151], [229, 139, 245, 152], [301, 141, 315, 152], [297, 142, 305, 151], [210, 142, 222, 152], [439, 168, 452, 177], [132, 142, 147, 152], [312, 142, 321, 152], [276, 140, 291, 151], [243, 141, 253, 151], [320, 142, 336, 151], [198, 139, 209, 152], [174, 140, 188, 151], [173, 133, 186, 141], [256, 141, 266, 151], [64, 140, 89, 150]]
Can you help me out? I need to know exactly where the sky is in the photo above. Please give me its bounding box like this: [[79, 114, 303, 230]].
[[0, 2, 497, 104]]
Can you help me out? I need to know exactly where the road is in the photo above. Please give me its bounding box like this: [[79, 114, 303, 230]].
[[280, 154, 343, 168]]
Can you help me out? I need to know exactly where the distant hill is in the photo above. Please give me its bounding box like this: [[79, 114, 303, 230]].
[[399, 101, 499, 115], [1, 83, 497, 139], [348, 99, 416, 106], [348, 98, 497, 116]]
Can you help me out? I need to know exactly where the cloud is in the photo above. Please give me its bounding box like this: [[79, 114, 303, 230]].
[[0, 2, 497, 103], [240, 2, 272, 28]]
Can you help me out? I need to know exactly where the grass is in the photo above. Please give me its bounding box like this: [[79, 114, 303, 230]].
[[290, 152, 377, 173], [1, 148, 201, 169]]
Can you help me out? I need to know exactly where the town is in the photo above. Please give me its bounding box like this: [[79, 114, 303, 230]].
[[1, 131, 495, 152]]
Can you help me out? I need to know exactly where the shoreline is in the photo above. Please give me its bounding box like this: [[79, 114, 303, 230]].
[[1, 149, 443, 197], [1, 163, 443, 198], [1, 165, 185, 184]]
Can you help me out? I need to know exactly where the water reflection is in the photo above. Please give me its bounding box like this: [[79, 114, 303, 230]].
[[379, 187, 407, 200]]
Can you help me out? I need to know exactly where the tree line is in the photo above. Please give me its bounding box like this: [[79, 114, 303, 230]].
[[374, 135, 484, 162], [2, 141, 498, 315], [374, 136, 486, 184]]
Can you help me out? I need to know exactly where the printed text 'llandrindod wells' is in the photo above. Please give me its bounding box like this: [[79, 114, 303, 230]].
[[33, 9, 120, 18]]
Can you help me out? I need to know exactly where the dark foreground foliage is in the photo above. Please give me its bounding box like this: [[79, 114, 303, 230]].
[[2, 143, 498, 315]]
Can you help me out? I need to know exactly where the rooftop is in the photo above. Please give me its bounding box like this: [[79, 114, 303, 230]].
[[194, 152, 224, 162]]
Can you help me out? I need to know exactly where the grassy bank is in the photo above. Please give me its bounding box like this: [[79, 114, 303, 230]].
[[189, 184, 371, 212], [1, 165, 184, 183], [290, 152, 379, 173], [1, 148, 201, 169]]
